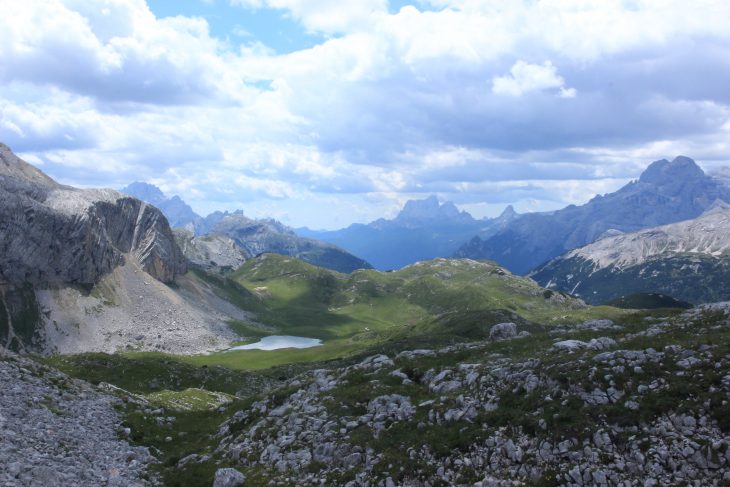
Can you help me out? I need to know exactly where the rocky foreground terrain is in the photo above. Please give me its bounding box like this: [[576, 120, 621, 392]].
[[0, 351, 154, 486], [208, 305, 730, 486], [33, 298, 730, 486]]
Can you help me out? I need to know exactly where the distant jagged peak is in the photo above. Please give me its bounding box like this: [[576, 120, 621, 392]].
[[213, 211, 295, 236], [215, 209, 250, 223], [121, 181, 167, 204], [397, 195, 439, 219], [395, 195, 473, 223], [496, 204, 518, 221], [638, 155, 705, 185]]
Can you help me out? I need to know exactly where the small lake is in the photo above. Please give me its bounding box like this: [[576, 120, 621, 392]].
[[229, 335, 323, 351]]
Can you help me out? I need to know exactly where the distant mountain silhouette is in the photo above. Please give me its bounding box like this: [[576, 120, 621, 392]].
[[122, 182, 371, 273], [455, 156, 730, 274], [298, 196, 517, 270]]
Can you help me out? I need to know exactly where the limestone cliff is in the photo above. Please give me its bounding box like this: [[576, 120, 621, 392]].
[[0, 143, 186, 287]]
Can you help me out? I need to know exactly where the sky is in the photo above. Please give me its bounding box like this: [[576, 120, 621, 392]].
[[1, 0, 730, 229]]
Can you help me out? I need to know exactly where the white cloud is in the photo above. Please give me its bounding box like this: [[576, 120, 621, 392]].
[[229, 0, 387, 34], [492, 61, 575, 97], [1, 0, 730, 228], [0, 0, 253, 105]]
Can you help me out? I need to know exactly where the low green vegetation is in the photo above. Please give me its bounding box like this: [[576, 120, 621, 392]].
[[48, 291, 716, 486], [191, 254, 628, 369], [146, 388, 234, 412], [120, 400, 251, 486], [44, 353, 277, 395]]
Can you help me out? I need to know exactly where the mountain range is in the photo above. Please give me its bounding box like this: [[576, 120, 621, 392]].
[[530, 201, 730, 304], [121, 182, 227, 235], [298, 195, 519, 270], [121, 182, 372, 273], [455, 156, 730, 274]]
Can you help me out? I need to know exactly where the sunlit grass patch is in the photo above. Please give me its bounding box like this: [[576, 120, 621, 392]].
[[145, 388, 234, 412]]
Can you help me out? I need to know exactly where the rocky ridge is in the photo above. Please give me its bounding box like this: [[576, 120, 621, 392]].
[[173, 228, 247, 272], [210, 212, 373, 273], [552, 205, 730, 271], [530, 206, 730, 304], [0, 143, 186, 287], [456, 156, 730, 274], [122, 182, 373, 274]]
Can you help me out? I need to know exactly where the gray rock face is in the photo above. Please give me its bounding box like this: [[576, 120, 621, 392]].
[[213, 468, 246, 487], [531, 206, 730, 304], [0, 143, 57, 186], [174, 229, 247, 272], [457, 156, 730, 274], [0, 143, 186, 287]]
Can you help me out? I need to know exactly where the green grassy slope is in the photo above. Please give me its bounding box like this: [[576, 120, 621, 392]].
[[185, 254, 625, 369]]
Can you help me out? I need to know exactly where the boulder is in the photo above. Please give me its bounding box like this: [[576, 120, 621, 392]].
[[489, 322, 518, 341], [213, 468, 246, 487]]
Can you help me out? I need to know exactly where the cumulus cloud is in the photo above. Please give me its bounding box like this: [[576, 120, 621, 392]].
[[492, 61, 575, 98], [1, 0, 730, 228], [0, 0, 252, 105]]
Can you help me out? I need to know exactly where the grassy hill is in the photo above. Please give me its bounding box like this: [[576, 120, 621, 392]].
[[180, 254, 625, 368]]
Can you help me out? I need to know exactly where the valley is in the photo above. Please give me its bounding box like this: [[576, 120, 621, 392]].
[[3, 2, 730, 485]]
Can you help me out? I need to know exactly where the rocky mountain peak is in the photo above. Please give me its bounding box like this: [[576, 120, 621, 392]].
[[122, 181, 166, 205], [122, 182, 210, 233], [497, 204, 517, 221], [396, 195, 472, 224], [0, 143, 58, 187], [397, 195, 440, 220], [639, 155, 704, 185]]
